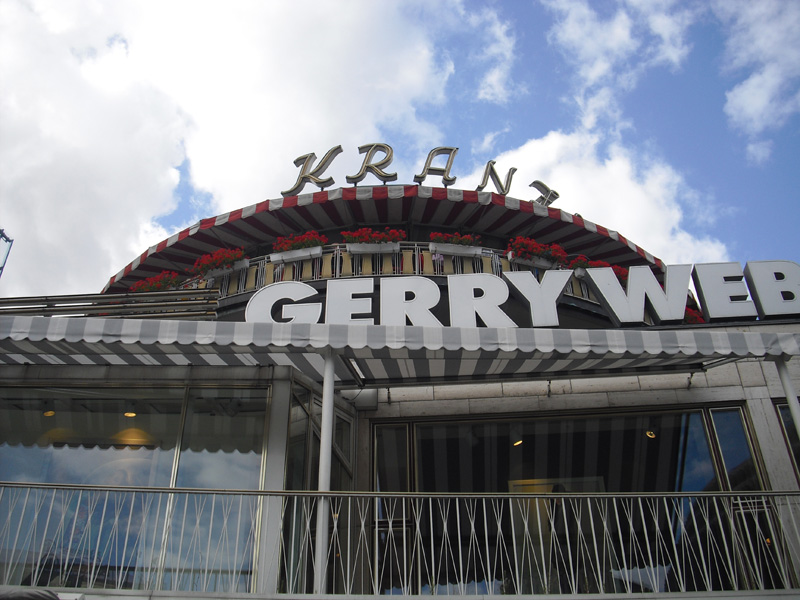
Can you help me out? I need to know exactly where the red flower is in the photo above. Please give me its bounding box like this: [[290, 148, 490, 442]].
[[430, 232, 482, 246], [611, 265, 629, 282], [130, 271, 180, 293], [684, 307, 705, 324], [188, 247, 245, 277], [273, 231, 328, 252], [341, 227, 407, 243], [506, 236, 567, 266]]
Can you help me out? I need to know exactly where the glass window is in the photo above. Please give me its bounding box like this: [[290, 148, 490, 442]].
[[285, 385, 310, 490], [0, 387, 182, 486], [777, 404, 800, 473], [174, 388, 267, 490], [375, 425, 409, 492], [710, 408, 761, 491], [413, 411, 721, 494]]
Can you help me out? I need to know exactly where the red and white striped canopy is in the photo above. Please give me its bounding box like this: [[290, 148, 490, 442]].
[[104, 185, 665, 293]]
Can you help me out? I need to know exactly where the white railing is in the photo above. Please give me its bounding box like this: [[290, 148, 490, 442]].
[[4, 485, 796, 595]]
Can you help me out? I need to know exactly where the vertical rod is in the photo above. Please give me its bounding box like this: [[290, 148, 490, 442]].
[[314, 349, 336, 593], [775, 358, 800, 443]]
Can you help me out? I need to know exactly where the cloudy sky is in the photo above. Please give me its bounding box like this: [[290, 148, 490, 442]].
[[1, 0, 798, 297]]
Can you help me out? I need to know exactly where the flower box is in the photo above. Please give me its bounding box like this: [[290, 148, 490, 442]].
[[507, 252, 554, 270], [204, 258, 250, 279], [429, 242, 484, 257], [346, 242, 401, 255], [269, 245, 323, 264]]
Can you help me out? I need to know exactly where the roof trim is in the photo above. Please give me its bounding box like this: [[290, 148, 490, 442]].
[[103, 186, 665, 293]]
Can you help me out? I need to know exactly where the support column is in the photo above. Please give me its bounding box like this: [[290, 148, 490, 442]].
[[775, 357, 800, 442], [314, 349, 336, 593]]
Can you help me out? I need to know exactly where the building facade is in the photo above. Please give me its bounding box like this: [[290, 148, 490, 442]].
[[1, 184, 800, 598]]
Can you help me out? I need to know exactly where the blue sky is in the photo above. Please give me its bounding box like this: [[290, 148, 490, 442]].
[[1, 0, 798, 296]]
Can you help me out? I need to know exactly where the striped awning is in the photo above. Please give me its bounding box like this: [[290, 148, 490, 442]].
[[103, 185, 665, 293], [2, 316, 798, 388]]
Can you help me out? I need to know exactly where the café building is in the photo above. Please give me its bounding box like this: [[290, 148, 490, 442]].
[[1, 178, 800, 598]]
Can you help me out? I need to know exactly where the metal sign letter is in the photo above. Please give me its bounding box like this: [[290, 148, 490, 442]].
[[346, 143, 398, 185], [413, 147, 459, 187], [281, 145, 344, 197]]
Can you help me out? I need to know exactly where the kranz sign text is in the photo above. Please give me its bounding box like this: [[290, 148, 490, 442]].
[[281, 143, 559, 205], [246, 261, 800, 328]]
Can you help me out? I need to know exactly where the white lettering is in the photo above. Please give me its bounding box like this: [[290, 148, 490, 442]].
[[380, 276, 443, 326], [326, 278, 374, 325], [692, 262, 758, 322], [744, 260, 800, 318], [447, 273, 516, 328], [585, 265, 692, 325], [504, 270, 572, 327], [245, 281, 321, 324]]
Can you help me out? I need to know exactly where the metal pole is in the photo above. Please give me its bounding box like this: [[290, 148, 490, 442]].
[[775, 357, 800, 443], [314, 349, 336, 593]]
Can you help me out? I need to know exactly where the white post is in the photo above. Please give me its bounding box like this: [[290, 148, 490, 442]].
[[775, 357, 800, 442], [314, 349, 336, 593]]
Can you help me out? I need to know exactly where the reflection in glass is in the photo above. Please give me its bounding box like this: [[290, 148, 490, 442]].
[[414, 412, 719, 493], [778, 404, 800, 473], [0, 387, 182, 486], [175, 388, 267, 490], [711, 408, 761, 491], [285, 386, 310, 490]]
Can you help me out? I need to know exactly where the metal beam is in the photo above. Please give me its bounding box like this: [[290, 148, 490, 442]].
[[313, 348, 336, 593]]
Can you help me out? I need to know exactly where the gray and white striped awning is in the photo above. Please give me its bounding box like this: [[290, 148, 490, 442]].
[[1, 316, 798, 387]]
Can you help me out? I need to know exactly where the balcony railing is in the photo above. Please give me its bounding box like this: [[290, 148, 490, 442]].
[[191, 243, 599, 305], [1, 483, 798, 595]]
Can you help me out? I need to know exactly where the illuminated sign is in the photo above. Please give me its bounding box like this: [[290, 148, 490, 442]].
[[281, 143, 558, 204], [246, 261, 800, 328]]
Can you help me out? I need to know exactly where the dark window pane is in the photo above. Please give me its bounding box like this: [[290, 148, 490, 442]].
[[778, 404, 800, 471], [414, 411, 720, 494], [375, 425, 408, 492], [711, 409, 761, 491]]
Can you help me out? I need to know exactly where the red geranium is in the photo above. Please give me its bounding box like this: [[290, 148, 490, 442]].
[[188, 247, 245, 277], [430, 232, 482, 246], [130, 271, 180, 293], [506, 236, 567, 266], [611, 265, 629, 283], [341, 227, 407, 243], [684, 307, 705, 324], [273, 231, 328, 252]]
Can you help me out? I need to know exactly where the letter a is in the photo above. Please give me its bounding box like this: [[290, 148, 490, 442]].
[[413, 147, 459, 186], [281, 145, 343, 197]]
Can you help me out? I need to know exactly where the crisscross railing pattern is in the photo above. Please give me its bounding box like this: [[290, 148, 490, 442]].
[[2, 484, 799, 595]]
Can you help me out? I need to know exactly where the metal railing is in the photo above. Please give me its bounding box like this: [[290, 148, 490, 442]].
[[212, 243, 596, 303], [0, 290, 219, 320], [2, 484, 798, 595]]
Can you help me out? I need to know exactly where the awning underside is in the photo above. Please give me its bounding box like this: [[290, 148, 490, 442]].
[[1, 316, 799, 387]]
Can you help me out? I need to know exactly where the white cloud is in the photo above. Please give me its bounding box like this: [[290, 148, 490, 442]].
[[542, 0, 696, 128], [746, 140, 773, 165], [459, 129, 728, 265], [467, 10, 519, 104], [471, 127, 509, 155], [714, 0, 800, 138], [0, 0, 460, 296]]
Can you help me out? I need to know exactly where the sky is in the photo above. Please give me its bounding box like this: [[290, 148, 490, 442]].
[[1, 0, 799, 297]]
